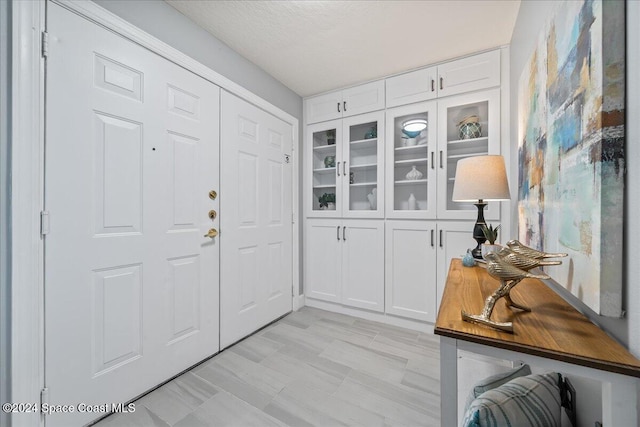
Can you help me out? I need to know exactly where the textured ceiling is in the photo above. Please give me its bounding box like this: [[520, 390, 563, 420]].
[[166, 1, 520, 97]]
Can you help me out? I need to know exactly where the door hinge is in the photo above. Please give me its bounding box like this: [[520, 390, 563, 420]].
[[40, 387, 49, 407], [40, 211, 50, 236], [41, 31, 49, 58], [291, 213, 295, 224]]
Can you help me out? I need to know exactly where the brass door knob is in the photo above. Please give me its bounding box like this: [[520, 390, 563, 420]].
[[204, 228, 218, 238], [208, 210, 217, 220], [209, 190, 217, 200]]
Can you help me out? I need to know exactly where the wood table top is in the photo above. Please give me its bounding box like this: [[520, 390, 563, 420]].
[[435, 259, 640, 378]]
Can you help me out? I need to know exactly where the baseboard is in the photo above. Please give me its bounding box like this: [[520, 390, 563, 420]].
[[304, 298, 434, 334], [292, 294, 305, 311]]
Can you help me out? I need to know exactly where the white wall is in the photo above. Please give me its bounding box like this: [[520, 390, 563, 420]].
[[510, 1, 639, 424]]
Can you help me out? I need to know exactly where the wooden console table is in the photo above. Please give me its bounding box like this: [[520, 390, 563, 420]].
[[435, 259, 640, 426]]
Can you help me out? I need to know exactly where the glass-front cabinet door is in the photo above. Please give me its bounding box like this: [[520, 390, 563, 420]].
[[342, 111, 384, 218], [385, 102, 437, 219], [437, 88, 500, 220], [307, 119, 342, 217]]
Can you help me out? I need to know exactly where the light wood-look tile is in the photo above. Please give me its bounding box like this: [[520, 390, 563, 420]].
[[93, 307, 441, 426]]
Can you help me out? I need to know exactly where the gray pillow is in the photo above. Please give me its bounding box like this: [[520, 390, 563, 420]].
[[464, 363, 532, 412], [462, 372, 562, 427]]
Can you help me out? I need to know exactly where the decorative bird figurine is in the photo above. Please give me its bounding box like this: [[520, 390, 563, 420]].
[[461, 252, 552, 333], [496, 247, 562, 271], [506, 240, 568, 260]]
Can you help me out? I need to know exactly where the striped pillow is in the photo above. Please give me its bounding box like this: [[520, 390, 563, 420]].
[[464, 363, 532, 412], [462, 372, 562, 427]]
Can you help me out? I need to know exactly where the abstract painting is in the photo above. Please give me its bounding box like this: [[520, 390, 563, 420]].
[[518, 0, 625, 316]]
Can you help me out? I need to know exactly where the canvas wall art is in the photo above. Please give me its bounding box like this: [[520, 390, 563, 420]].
[[518, 0, 625, 316]]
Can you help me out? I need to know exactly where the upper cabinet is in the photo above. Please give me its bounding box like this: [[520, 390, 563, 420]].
[[305, 80, 385, 124], [386, 66, 438, 108], [437, 50, 500, 98], [385, 50, 501, 108], [306, 111, 384, 219]]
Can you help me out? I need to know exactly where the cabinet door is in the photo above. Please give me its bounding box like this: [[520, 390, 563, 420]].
[[436, 222, 475, 311], [385, 221, 437, 322], [305, 90, 343, 124], [342, 80, 385, 118], [437, 50, 500, 97], [341, 220, 385, 312], [385, 102, 437, 219], [306, 120, 343, 218], [436, 89, 501, 220], [304, 219, 342, 303], [386, 67, 438, 108], [342, 111, 385, 219]]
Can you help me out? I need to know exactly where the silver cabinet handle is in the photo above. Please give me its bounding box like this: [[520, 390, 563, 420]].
[[343, 226, 346, 241], [343, 161, 347, 176], [439, 151, 443, 169], [439, 230, 443, 248], [431, 152, 435, 170], [336, 161, 341, 176], [337, 225, 340, 240], [430, 229, 434, 247]]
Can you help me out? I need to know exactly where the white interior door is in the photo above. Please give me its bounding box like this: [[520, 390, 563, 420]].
[[45, 4, 220, 426], [220, 91, 293, 349]]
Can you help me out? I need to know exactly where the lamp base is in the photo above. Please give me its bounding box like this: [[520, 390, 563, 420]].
[[471, 201, 487, 259]]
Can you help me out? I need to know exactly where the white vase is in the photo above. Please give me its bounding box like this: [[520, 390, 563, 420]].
[[481, 243, 501, 259], [367, 188, 377, 210], [405, 166, 423, 180], [408, 193, 416, 210]]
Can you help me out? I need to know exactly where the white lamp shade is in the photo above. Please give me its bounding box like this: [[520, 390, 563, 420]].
[[452, 155, 511, 202]]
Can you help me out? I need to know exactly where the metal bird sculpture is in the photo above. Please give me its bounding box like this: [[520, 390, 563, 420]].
[[462, 252, 552, 333], [506, 240, 568, 260], [493, 247, 563, 311]]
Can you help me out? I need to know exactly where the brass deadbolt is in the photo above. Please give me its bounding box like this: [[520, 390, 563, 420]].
[[208, 210, 217, 220], [209, 190, 217, 200]]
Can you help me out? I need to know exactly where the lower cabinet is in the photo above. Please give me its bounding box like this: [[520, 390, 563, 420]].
[[385, 220, 476, 322], [306, 218, 482, 321], [305, 218, 385, 312]]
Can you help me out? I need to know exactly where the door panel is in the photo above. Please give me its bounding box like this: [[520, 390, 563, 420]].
[[385, 221, 437, 321], [220, 91, 293, 349], [341, 220, 385, 312], [304, 219, 342, 303], [45, 4, 220, 426], [437, 222, 475, 311]]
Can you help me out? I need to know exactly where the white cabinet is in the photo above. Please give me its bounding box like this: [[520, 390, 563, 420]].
[[435, 222, 476, 308], [385, 101, 438, 219], [385, 220, 476, 322], [306, 111, 384, 219], [305, 80, 385, 124], [384, 50, 500, 109], [385, 221, 437, 321], [437, 50, 500, 98], [436, 88, 501, 220], [386, 66, 438, 108], [305, 219, 384, 312]]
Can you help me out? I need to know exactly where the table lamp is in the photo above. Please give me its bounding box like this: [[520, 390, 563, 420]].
[[452, 155, 510, 259]]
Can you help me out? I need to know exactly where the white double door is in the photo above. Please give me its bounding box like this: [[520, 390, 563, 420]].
[[46, 4, 221, 426]]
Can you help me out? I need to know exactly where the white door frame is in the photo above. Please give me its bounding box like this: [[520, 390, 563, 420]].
[[10, 2, 300, 426]]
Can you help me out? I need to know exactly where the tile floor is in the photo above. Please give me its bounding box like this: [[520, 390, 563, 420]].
[[94, 307, 441, 426]]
